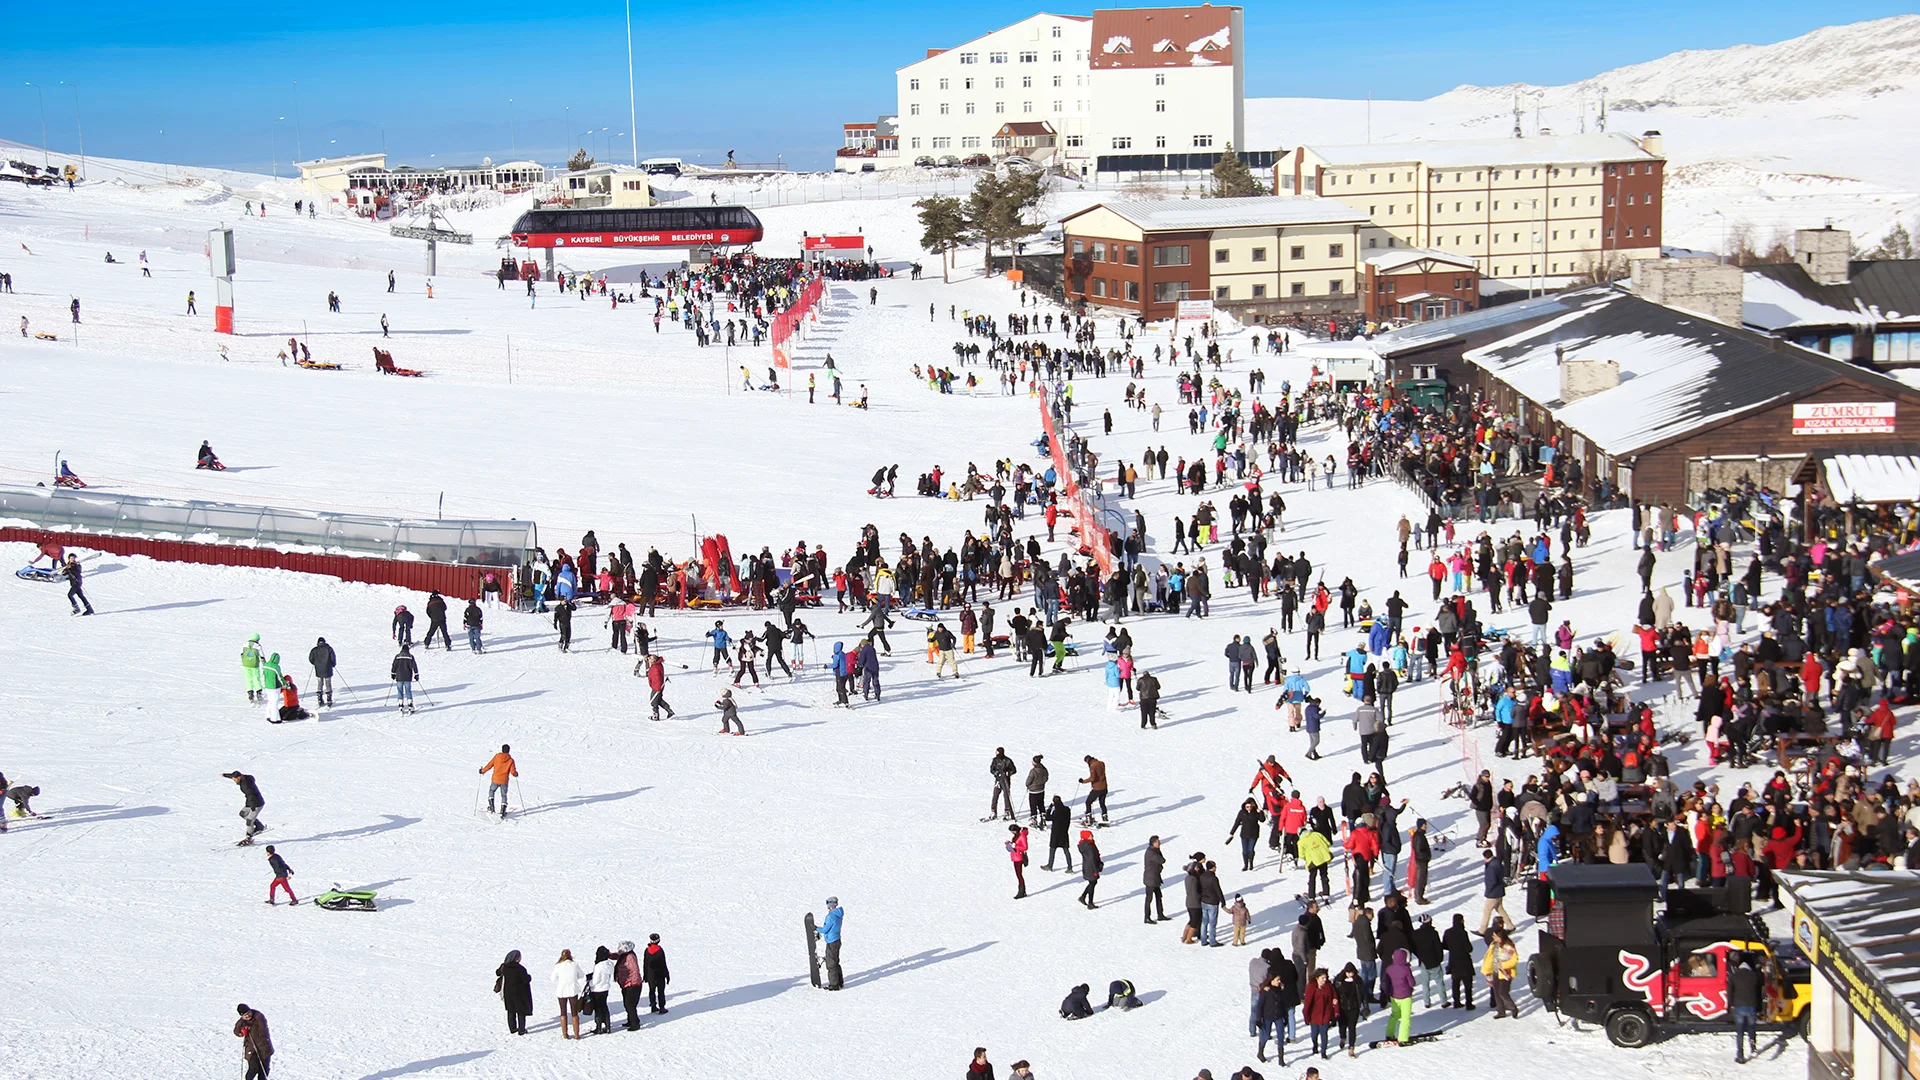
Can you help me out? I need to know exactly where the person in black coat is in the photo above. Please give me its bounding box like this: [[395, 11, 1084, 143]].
[[1411, 915, 1445, 1006], [423, 590, 451, 650], [1332, 962, 1365, 1053], [1077, 831, 1103, 908], [307, 637, 338, 706], [641, 934, 671, 1013], [495, 950, 533, 1034], [1143, 835, 1168, 923], [1060, 983, 1094, 1019], [1441, 913, 1476, 1008], [1044, 796, 1074, 871]]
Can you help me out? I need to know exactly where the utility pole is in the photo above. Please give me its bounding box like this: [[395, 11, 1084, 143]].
[[24, 82, 47, 169], [509, 98, 517, 160], [60, 81, 83, 180], [625, 0, 640, 166]]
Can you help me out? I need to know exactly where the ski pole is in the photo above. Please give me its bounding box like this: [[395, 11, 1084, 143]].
[[417, 683, 439, 708]]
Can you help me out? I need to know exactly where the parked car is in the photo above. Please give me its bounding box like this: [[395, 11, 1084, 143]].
[[914, 155, 936, 167], [938, 155, 961, 167], [860, 162, 876, 172], [961, 153, 991, 167]]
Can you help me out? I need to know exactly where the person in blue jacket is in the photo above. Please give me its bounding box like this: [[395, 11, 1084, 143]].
[[704, 621, 732, 671], [1493, 688, 1520, 758], [830, 641, 851, 706], [816, 897, 844, 990], [1346, 647, 1369, 699], [1536, 821, 1561, 874], [1368, 618, 1393, 657], [1104, 655, 1122, 711], [858, 637, 882, 701]]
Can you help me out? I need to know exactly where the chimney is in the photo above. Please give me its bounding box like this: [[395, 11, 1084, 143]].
[[1638, 130, 1664, 158], [1559, 355, 1620, 404], [1631, 255, 1744, 325], [1795, 226, 1852, 287]]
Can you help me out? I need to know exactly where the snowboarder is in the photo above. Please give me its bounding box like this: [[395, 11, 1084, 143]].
[[480, 745, 517, 817], [816, 897, 844, 990], [61, 554, 93, 615], [264, 845, 297, 905], [4, 782, 39, 820], [716, 689, 745, 735], [224, 770, 266, 844], [233, 1004, 272, 1080], [307, 637, 336, 707], [391, 645, 418, 714], [423, 590, 451, 650]]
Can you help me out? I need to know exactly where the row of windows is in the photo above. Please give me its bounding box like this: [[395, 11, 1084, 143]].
[[1087, 277, 1142, 301], [1377, 278, 1473, 293], [911, 74, 1081, 91], [1208, 243, 1347, 263], [1109, 135, 1213, 150], [909, 134, 1080, 150], [1320, 163, 1653, 188], [955, 47, 1084, 64], [911, 100, 1067, 117], [1071, 240, 1142, 265]]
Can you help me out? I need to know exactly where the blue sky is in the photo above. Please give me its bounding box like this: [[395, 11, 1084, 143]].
[[1, 1, 1908, 173]]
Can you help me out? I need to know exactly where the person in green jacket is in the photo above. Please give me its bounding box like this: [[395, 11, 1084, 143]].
[[242, 635, 265, 703], [1299, 828, 1333, 900], [258, 652, 283, 720]]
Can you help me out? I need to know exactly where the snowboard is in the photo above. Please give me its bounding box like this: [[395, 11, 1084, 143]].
[[804, 913, 823, 988], [1368, 1032, 1445, 1049]]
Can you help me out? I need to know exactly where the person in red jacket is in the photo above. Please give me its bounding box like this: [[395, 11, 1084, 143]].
[[1301, 966, 1340, 1058], [1763, 822, 1802, 869], [1006, 824, 1029, 899], [643, 653, 674, 720], [1278, 792, 1309, 864], [1865, 699, 1897, 765]]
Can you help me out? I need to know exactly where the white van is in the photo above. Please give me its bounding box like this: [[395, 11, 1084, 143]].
[[641, 157, 684, 176]]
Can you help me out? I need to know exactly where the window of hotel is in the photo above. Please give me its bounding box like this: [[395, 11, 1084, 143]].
[[1153, 245, 1190, 266], [1155, 100, 1166, 112], [989, 51, 1007, 63], [938, 103, 948, 115], [994, 77, 1005, 89], [961, 136, 980, 148], [1388, 173, 1395, 183], [1328, 280, 1344, 295], [1474, 201, 1481, 211], [1152, 281, 1187, 302], [1124, 280, 1140, 301], [1121, 245, 1138, 265], [1053, 100, 1062, 111], [1053, 50, 1062, 61], [965, 102, 975, 114], [1066, 134, 1083, 147], [995, 102, 1005, 114], [1020, 51, 1038, 62], [910, 79, 920, 90], [1071, 239, 1085, 255], [1053, 75, 1062, 87], [1193, 135, 1212, 148], [959, 52, 977, 64], [1155, 73, 1166, 86], [1215, 248, 1230, 264], [1290, 282, 1306, 296], [1252, 284, 1267, 298], [1607, 195, 1615, 206], [964, 77, 974, 89], [1052, 25, 1062, 37], [1155, 136, 1166, 149], [931, 137, 950, 149], [1112, 136, 1132, 149], [1367, 237, 1377, 248], [1369, 173, 1376, 183], [1368, 206, 1376, 216], [909, 104, 920, 116], [910, 137, 921, 149], [1215, 285, 1230, 300], [1022, 76, 1032, 88], [1092, 242, 1107, 261], [1289, 246, 1304, 260], [1475, 171, 1482, 181], [1092, 278, 1107, 297], [1110, 41, 1131, 53], [1251, 247, 1267, 262], [1328, 244, 1343, 258], [1023, 102, 1033, 113]]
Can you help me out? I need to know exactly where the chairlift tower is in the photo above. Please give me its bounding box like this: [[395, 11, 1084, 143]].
[[390, 208, 472, 276]]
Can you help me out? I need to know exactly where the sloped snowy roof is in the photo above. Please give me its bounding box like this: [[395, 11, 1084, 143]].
[[1065, 195, 1368, 233], [1300, 132, 1656, 170], [1462, 291, 1915, 456], [1745, 261, 1920, 330], [1370, 289, 1608, 357], [1776, 870, 1920, 1037], [1366, 247, 1477, 273], [1822, 454, 1920, 503]]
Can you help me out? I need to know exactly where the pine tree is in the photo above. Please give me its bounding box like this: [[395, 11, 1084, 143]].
[[1208, 144, 1267, 199], [567, 148, 595, 172], [965, 171, 1046, 274], [1866, 221, 1914, 261], [915, 195, 969, 283]]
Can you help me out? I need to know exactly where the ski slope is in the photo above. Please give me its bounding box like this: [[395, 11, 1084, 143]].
[[0, 168, 1814, 1080]]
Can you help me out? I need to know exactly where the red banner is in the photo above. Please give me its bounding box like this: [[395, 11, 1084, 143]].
[[1037, 389, 1114, 576], [770, 276, 825, 371]]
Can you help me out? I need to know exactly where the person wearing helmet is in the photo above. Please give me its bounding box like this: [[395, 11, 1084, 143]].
[[392, 605, 415, 647], [241, 634, 265, 703]]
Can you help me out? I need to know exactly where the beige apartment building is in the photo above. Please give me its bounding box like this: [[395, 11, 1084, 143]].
[[1274, 132, 1666, 283]]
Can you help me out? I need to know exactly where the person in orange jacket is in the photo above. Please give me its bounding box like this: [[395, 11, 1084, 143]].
[[480, 744, 518, 818], [274, 676, 309, 724]]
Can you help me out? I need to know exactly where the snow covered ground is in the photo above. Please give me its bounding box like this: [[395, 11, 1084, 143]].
[[0, 165, 1824, 1080]]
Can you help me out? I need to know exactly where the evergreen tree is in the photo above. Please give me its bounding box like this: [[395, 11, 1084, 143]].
[[966, 170, 1046, 273], [567, 148, 595, 171], [1866, 221, 1914, 261], [914, 195, 969, 283], [1208, 144, 1267, 199]]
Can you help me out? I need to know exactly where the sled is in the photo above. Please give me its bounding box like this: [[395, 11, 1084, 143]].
[[899, 607, 940, 622], [373, 348, 424, 377], [314, 885, 378, 912], [33, 332, 57, 341], [14, 564, 57, 583], [196, 459, 226, 471], [296, 358, 343, 371]]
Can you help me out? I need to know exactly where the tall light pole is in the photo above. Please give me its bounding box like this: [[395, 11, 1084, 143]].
[[562, 104, 570, 166], [24, 82, 47, 169], [625, 0, 639, 167], [509, 98, 517, 160], [59, 80, 83, 181]]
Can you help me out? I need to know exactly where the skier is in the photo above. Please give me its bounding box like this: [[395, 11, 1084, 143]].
[[233, 1004, 273, 1080], [1079, 755, 1109, 825], [554, 599, 574, 652], [391, 605, 414, 647], [224, 770, 266, 845], [61, 554, 94, 615], [423, 590, 451, 650], [643, 654, 674, 720], [4, 782, 39, 820], [463, 599, 484, 653], [307, 637, 337, 707], [264, 845, 298, 905], [241, 635, 265, 702], [705, 620, 731, 671], [391, 644, 419, 714], [816, 897, 844, 991], [1044, 795, 1074, 870], [480, 744, 517, 817], [716, 688, 745, 735], [988, 747, 1017, 821]]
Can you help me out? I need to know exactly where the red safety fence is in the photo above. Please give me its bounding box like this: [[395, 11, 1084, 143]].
[[1036, 391, 1114, 576], [770, 276, 826, 371], [1, 527, 512, 599]]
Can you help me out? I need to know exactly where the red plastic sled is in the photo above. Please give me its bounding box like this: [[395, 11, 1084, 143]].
[[374, 348, 425, 377]]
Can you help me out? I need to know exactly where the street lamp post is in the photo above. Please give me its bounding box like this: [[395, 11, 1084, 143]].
[[509, 98, 516, 160], [625, 0, 639, 167], [59, 81, 83, 181], [24, 82, 47, 169]]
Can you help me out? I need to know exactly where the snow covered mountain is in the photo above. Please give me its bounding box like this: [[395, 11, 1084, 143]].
[[1438, 14, 1920, 109], [1246, 16, 1920, 256]]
